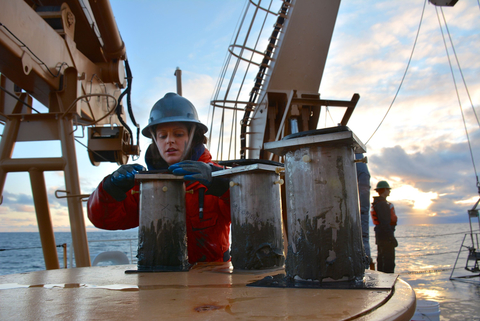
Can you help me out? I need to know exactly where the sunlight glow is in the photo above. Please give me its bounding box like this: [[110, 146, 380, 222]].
[[455, 197, 479, 205], [389, 185, 438, 210], [414, 288, 442, 301]]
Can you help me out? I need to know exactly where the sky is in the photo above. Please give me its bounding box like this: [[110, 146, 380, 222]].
[[1, 0, 480, 232]]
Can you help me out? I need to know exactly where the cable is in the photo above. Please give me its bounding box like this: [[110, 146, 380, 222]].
[[0, 244, 66, 251], [395, 230, 479, 238], [60, 93, 117, 120], [115, 60, 136, 149], [326, 106, 335, 126], [436, 6, 480, 191], [370, 230, 479, 239], [74, 138, 111, 162], [0, 23, 67, 78], [0, 85, 41, 114], [240, 0, 291, 158], [440, 8, 480, 128], [364, 0, 427, 145], [124, 60, 140, 136]]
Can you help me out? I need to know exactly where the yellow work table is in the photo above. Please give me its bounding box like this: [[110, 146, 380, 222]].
[[0, 263, 416, 320]]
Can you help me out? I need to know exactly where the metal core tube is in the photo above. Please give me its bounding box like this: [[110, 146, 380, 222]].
[[214, 164, 285, 270], [137, 174, 189, 271], [283, 144, 365, 281], [264, 128, 366, 282]]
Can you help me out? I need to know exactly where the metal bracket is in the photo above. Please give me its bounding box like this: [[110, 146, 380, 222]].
[[55, 189, 90, 200], [354, 156, 368, 164]]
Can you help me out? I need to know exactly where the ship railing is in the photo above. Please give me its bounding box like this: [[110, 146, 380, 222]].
[[68, 238, 137, 268]]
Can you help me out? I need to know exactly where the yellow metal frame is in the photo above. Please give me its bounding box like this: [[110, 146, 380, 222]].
[[0, 0, 132, 269]]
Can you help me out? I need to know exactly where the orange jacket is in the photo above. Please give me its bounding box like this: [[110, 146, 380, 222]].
[[87, 149, 231, 264]]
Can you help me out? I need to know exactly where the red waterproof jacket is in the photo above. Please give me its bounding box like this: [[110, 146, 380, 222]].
[[87, 149, 231, 264]]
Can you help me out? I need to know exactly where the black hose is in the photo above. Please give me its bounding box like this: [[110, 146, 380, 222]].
[[115, 59, 135, 146]]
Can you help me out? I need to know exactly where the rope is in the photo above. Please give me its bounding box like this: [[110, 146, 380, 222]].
[[365, 0, 427, 145], [0, 244, 66, 252], [435, 6, 480, 192]]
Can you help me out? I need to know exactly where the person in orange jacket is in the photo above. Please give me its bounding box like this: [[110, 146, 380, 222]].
[[87, 93, 231, 264], [371, 180, 398, 273]]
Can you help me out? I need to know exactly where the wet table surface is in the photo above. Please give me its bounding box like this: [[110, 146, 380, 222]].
[[0, 263, 416, 320]]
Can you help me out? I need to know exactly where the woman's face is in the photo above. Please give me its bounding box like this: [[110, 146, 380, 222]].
[[155, 122, 189, 165]]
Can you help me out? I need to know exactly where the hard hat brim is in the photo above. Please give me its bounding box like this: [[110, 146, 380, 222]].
[[142, 118, 208, 138]]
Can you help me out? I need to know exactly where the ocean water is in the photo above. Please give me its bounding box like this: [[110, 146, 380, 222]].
[[0, 222, 477, 276], [0, 230, 138, 275]]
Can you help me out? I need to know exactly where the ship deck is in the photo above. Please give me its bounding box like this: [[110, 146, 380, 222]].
[[0, 262, 416, 320]]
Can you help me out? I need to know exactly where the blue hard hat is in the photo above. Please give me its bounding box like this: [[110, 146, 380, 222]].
[[142, 92, 208, 138]]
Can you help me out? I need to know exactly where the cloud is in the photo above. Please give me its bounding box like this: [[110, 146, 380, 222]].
[[2, 191, 32, 204], [369, 129, 480, 223], [320, 0, 480, 153]]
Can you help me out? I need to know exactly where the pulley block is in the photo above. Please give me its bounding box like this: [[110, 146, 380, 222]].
[[88, 126, 139, 166]]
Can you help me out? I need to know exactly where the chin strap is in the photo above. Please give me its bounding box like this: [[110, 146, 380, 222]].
[[180, 124, 196, 162]]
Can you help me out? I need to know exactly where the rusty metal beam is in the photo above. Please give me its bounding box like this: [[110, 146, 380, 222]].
[[340, 94, 360, 126], [29, 168, 60, 270], [291, 94, 360, 108]]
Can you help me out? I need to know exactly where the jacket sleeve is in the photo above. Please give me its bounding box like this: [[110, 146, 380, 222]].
[[87, 176, 140, 230]]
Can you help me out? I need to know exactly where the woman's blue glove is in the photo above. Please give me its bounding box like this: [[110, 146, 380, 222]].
[[169, 161, 212, 186], [103, 164, 146, 201], [111, 164, 146, 191]]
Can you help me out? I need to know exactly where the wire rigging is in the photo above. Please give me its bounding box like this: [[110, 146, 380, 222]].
[[364, 0, 427, 145], [0, 85, 41, 114], [207, 0, 248, 155], [74, 138, 110, 162], [0, 23, 67, 78], [435, 6, 479, 191], [239, 0, 291, 159], [396, 229, 479, 238], [439, 8, 480, 128], [227, 0, 274, 160], [0, 244, 66, 252], [211, 0, 253, 160]]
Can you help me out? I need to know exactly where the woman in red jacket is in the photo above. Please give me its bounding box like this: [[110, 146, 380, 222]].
[[87, 93, 231, 264]]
